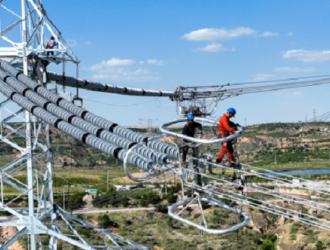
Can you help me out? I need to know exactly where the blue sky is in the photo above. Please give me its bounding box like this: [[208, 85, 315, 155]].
[[3, 0, 330, 126]]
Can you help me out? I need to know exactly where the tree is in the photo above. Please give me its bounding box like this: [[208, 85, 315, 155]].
[[68, 192, 86, 209]]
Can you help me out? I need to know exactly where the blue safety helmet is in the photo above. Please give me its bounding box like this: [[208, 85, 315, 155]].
[[227, 108, 236, 117], [187, 113, 194, 121]]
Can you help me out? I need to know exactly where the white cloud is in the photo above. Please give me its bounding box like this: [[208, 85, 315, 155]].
[[258, 31, 280, 37], [86, 58, 160, 82], [84, 41, 91, 45], [197, 43, 233, 52], [139, 61, 144, 64], [91, 68, 160, 82], [282, 102, 300, 107], [147, 59, 165, 66], [290, 92, 304, 97], [164, 102, 175, 107], [283, 50, 330, 63], [182, 27, 255, 41], [274, 67, 317, 73], [89, 58, 136, 72], [252, 74, 276, 81], [274, 91, 306, 97], [67, 39, 78, 47], [287, 32, 293, 36]]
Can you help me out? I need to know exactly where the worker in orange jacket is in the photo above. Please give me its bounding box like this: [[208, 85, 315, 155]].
[[216, 108, 240, 165]]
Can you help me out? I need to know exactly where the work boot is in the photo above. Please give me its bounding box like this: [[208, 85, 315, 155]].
[[228, 172, 237, 181], [232, 177, 245, 191], [230, 162, 241, 169]]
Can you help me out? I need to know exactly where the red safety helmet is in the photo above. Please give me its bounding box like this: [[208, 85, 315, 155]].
[[50, 36, 54, 40]]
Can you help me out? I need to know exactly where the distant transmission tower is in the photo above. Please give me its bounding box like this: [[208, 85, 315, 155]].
[[245, 118, 247, 126], [139, 118, 158, 136], [313, 109, 316, 122]]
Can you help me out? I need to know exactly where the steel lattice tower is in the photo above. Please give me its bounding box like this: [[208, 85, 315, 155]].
[[0, 1, 149, 249]]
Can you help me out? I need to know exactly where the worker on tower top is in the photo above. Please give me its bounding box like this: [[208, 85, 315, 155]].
[[216, 108, 240, 166], [46, 36, 57, 56]]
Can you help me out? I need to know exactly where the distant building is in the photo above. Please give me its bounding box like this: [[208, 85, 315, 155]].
[[114, 185, 137, 191]]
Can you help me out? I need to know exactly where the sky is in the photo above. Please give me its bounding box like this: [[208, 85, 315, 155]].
[[2, 0, 330, 126]]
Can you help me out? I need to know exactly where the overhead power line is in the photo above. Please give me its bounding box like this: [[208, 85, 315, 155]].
[[229, 74, 330, 86]]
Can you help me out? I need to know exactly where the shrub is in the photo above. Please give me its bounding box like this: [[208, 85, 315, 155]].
[[262, 233, 277, 242], [289, 234, 296, 241], [155, 203, 167, 214], [165, 191, 177, 204], [120, 197, 129, 207], [140, 198, 147, 207], [290, 224, 299, 234], [146, 192, 161, 205], [259, 240, 275, 250], [77, 228, 90, 237], [201, 201, 209, 209], [252, 235, 261, 244], [315, 240, 324, 250], [97, 214, 118, 228]]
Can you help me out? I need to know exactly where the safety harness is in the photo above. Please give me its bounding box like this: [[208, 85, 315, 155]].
[[48, 40, 53, 49]]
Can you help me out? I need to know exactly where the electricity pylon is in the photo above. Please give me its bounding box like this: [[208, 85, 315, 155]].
[[139, 118, 158, 136], [0, 1, 148, 249]]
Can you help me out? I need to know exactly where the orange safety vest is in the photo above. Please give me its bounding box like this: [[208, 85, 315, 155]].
[[48, 40, 53, 49], [218, 113, 236, 135]]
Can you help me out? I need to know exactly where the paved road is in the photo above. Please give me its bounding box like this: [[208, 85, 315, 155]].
[[73, 207, 155, 215]]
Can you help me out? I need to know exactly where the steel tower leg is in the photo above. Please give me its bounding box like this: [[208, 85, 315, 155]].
[[26, 111, 37, 249], [45, 124, 58, 250], [22, 0, 37, 247]]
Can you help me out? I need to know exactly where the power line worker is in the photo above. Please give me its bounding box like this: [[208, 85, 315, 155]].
[[181, 113, 202, 164], [216, 108, 240, 166], [193, 107, 202, 117], [46, 36, 57, 56]]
